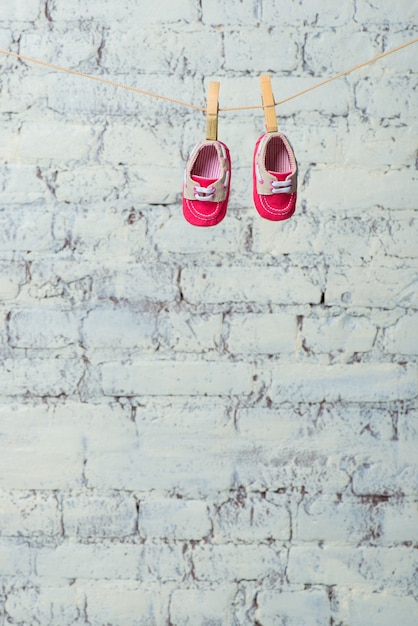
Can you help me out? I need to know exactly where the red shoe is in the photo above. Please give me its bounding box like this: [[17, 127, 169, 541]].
[[182, 140, 231, 227], [252, 132, 297, 221]]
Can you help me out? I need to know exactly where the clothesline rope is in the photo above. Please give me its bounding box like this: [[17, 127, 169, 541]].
[[0, 36, 417, 113]]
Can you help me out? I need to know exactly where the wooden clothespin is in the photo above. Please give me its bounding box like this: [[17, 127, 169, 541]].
[[260, 74, 278, 133], [206, 81, 220, 140]]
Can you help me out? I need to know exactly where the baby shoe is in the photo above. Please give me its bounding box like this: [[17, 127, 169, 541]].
[[252, 132, 297, 221], [182, 139, 231, 227]]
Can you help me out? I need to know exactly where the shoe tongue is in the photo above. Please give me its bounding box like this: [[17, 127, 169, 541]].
[[192, 175, 217, 187], [269, 170, 291, 182]]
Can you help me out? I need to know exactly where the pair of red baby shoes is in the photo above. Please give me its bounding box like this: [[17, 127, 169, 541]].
[[182, 131, 297, 227]]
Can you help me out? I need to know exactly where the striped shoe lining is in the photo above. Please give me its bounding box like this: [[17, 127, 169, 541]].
[[192, 145, 220, 179], [265, 136, 291, 173]]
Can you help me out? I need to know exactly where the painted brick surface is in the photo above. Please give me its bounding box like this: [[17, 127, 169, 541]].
[[170, 588, 235, 626], [138, 498, 211, 540], [255, 588, 331, 626], [0, 0, 417, 624]]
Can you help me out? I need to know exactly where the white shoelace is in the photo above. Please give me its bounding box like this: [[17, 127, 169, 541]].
[[271, 179, 292, 194], [194, 185, 215, 201]]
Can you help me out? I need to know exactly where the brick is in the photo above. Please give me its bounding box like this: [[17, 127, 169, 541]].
[[237, 404, 395, 444], [86, 583, 164, 626], [287, 545, 417, 586], [0, 123, 22, 163], [340, 125, 418, 169], [304, 30, 380, 75], [263, 0, 354, 26], [157, 312, 223, 353], [226, 313, 296, 354], [37, 541, 187, 581], [170, 587, 236, 626], [256, 588, 330, 626], [349, 590, 418, 626], [28, 258, 174, 304], [274, 76, 350, 116], [85, 413, 237, 494], [20, 26, 101, 69], [82, 308, 156, 349], [297, 495, 375, 543], [327, 263, 418, 308], [354, 75, 417, 122], [12, 121, 96, 164], [50, 0, 197, 23], [4, 585, 82, 626], [102, 26, 222, 75], [270, 363, 417, 403], [55, 165, 125, 204], [302, 314, 376, 354], [9, 308, 79, 348], [379, 499, 418, 543], [102, 121, 180, 168], [0, 260, 26, 300], [0, 71, 47, 115], [97, 120, 184, 203], [64, 204, 148, 260], [0, 206, 55, 253], [181, 266, 322, 305], [352, 444, 418, 496], [0, 27, 11, 51], [0, 492, 60, 537], [202, 0, 262, 25], [140, 543, 190, 582], [233, 444, 349, 494], [297, 494, 418, 549], [36, 542, 141, 580], [398, 404, 418, 442], [213, 492, 290, 542], [0, 357, 84, 397], [252, 214, 321, 256], [0, 0, 39, 21], [0, 540, 32, 576], [131, 398, 234, 433], [224, 28, 298, 72], [47, 72, 199, 119], [63, 494, 137, 538], [152, 214, 242, 255], [383, 217, 418, 258], [192, 543, 287, 582], [377, 32, 418, 74], [316, 217, 381, 262], [138, 498, 211, 540], [94, 264, 177, 303], [0, 164, 46, 206], [101, 360, 255, 396], [26, 258, 89, 299], [384, 313, 418, 354], [0, 405, 84, 489], [354, 0, 417, 24], [306, 168, 417, 212]]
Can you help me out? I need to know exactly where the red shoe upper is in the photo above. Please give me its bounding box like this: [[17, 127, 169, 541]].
[[183, 140, 231, 227], [253, 132, 297, 221]]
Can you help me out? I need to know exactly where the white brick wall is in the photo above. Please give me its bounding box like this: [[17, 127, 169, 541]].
[[0, 0, 417, 624]]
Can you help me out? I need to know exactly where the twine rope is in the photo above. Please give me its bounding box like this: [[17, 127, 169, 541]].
[[0, 36, 417, 113]]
